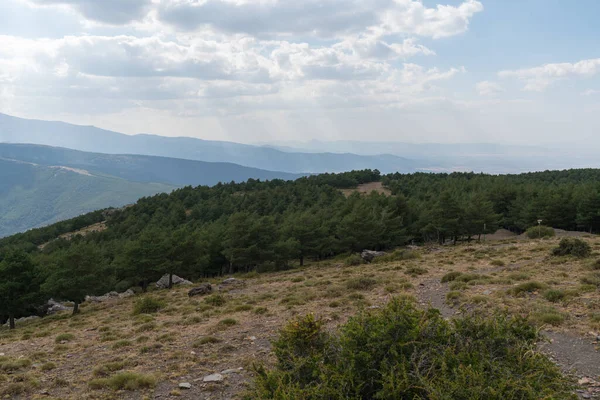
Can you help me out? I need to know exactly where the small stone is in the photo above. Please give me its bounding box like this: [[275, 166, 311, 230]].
[[190, 351, 196, 355], [221, 369, 240, 375], [179, 383, 192, 389], [203, 373, 224, 382], [0, 353, 4, 356], [246, 336, 257, 341], [579, 378, 592, 385], [483, 290, 492, 295]]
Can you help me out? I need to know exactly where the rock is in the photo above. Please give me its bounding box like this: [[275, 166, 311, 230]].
[[119, 289, 135, 298], [483, 290, 492, 295], [179, 383, 192, 389], [45, 299, 71, 315], [203, 373, 224, 382], [221, 368, 242, 375], [85, 291, 119, 303], [579, 378, 592, 385], [188, 283, 212, 297], [360, 250, 386, 263], [156, 274, 193, 289], [218, 278, 246, 291]]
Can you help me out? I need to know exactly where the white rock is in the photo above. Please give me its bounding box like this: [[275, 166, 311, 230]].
[[203, 373, 224, 382], [179, 383, 192, 389]]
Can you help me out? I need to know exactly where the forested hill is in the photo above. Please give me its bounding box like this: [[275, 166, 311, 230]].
[[2, 168, 600, 315]]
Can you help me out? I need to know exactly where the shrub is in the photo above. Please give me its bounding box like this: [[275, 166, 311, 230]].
[[441, 271, 462, 283], [291, 276, 305, 283], [132, 297, 165, 315], [205, 294, 227, 307], [55, 333, 75, 343], [247, 299, 573, 399], [346, 277, 377, 291], [543, 289, 566, 303], [552, 238, 592, 258], [112, 340, 132, 350], [193, 336, 221, 347], [404, 266, 428, 276], [589, 259, 600, 270], [526, 225, 555, 239], [254, 307, 268, 315], [372, 249, 420, 264], [490, 259, 506, 267], [344, 254, 364, 266], [218, 318, 238, 327], [89, 372, 156, 391], [510, 281, 547, 296]]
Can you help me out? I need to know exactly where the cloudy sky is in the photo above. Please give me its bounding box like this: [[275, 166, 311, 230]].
[[1, 0, 599, 145]]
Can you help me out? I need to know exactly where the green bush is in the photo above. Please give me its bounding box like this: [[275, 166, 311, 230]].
[[89, 372, 156, 391], [543, 289, 565, 303], [372, 249, 420, 264], [247, 299, 573, 399], [345, 277, 377, 290], [441, 271, 463, 283], [344, 254, 364, 266], [526, 225, 555, 239], [132, 297, 165, 315], [510, 281, 547, 296], [552, 238, 592, 258], [205, 294, 227, 306]]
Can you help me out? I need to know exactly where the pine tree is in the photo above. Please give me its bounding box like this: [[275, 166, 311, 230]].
[[0, 250, 39, 329], [42, 242, 112, 315]]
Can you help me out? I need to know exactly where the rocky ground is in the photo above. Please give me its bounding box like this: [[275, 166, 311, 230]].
[[2, 234, 600, 399]]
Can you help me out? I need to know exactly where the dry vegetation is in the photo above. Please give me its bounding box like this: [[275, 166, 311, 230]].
[[2, 234, 600, 399]]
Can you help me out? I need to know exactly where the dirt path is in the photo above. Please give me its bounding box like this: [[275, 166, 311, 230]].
[[415, 267, 600, 399]]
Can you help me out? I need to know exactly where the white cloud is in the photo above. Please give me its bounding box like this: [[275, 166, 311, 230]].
[[476, 80, 503, 96], [499, 58, 600, 91], [582, 89, 600, 96], [26, 0, 153, 25]]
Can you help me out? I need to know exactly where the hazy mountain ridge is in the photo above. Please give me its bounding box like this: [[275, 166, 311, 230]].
[[0, 113, 420, 174], [0, 143, 304, 186], [0, 158, 175, 237]]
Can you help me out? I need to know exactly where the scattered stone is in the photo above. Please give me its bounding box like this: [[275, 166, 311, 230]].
[[156, 274, 193, 289], [360, 250, 386, 263], [245, 336, 257, 341], [190, 351, 196, 355], [579, 377, 592, 385], [483, 290, 492, 295], [119, 289, 135, 298], [203, 373, 224, 383], [188, 283, 212, 297], [179, 383, 192, 389]]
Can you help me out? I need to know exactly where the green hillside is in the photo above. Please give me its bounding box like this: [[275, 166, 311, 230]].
[[0, 158, 174, 237]]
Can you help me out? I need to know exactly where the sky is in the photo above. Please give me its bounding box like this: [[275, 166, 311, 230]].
[[1, 0, 599, 146]]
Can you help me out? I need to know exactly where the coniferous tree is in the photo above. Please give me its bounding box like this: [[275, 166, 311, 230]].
[[0, 250, 39, 329]]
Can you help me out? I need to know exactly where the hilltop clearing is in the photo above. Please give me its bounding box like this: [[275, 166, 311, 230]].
[[2, 236, 600, 398]]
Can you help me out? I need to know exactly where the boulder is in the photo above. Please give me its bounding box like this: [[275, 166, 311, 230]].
[[203, 373, 224, 382], [85, 289, 135, 303], [188, 283, 212, 297], [218, 278, 246, 291], [361, 250, 386, 263], [156, 274, 193, 289], [46, 299, 71, 315]]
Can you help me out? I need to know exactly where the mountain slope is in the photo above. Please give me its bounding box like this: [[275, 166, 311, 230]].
[[0, 113, 420, 173], [0, 143, 304, 186], [0, 158, 175, 237]]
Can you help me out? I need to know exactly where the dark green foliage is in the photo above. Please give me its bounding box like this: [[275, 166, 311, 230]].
[[343, 254, 364, 266], [526, 225, 555, 239], [248, 299, 574, 399], [132, 297, 165, 315], [552, 238, 592, 258], [41, 242, 113, 315], [3, 168, 600, 323], [441, 271, 463, 283], [0, 250, 40, 329], [510, 281, 547, 296]]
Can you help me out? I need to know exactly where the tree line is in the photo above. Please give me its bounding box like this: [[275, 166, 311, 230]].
[[2, 168, 600, 328]]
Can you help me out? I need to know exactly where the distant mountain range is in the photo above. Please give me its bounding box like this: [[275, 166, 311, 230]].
[[0, 113, 419, 174], [0, 157, 174, 238], [0, 143, 305, 237], [0, 143, 303, 187]]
